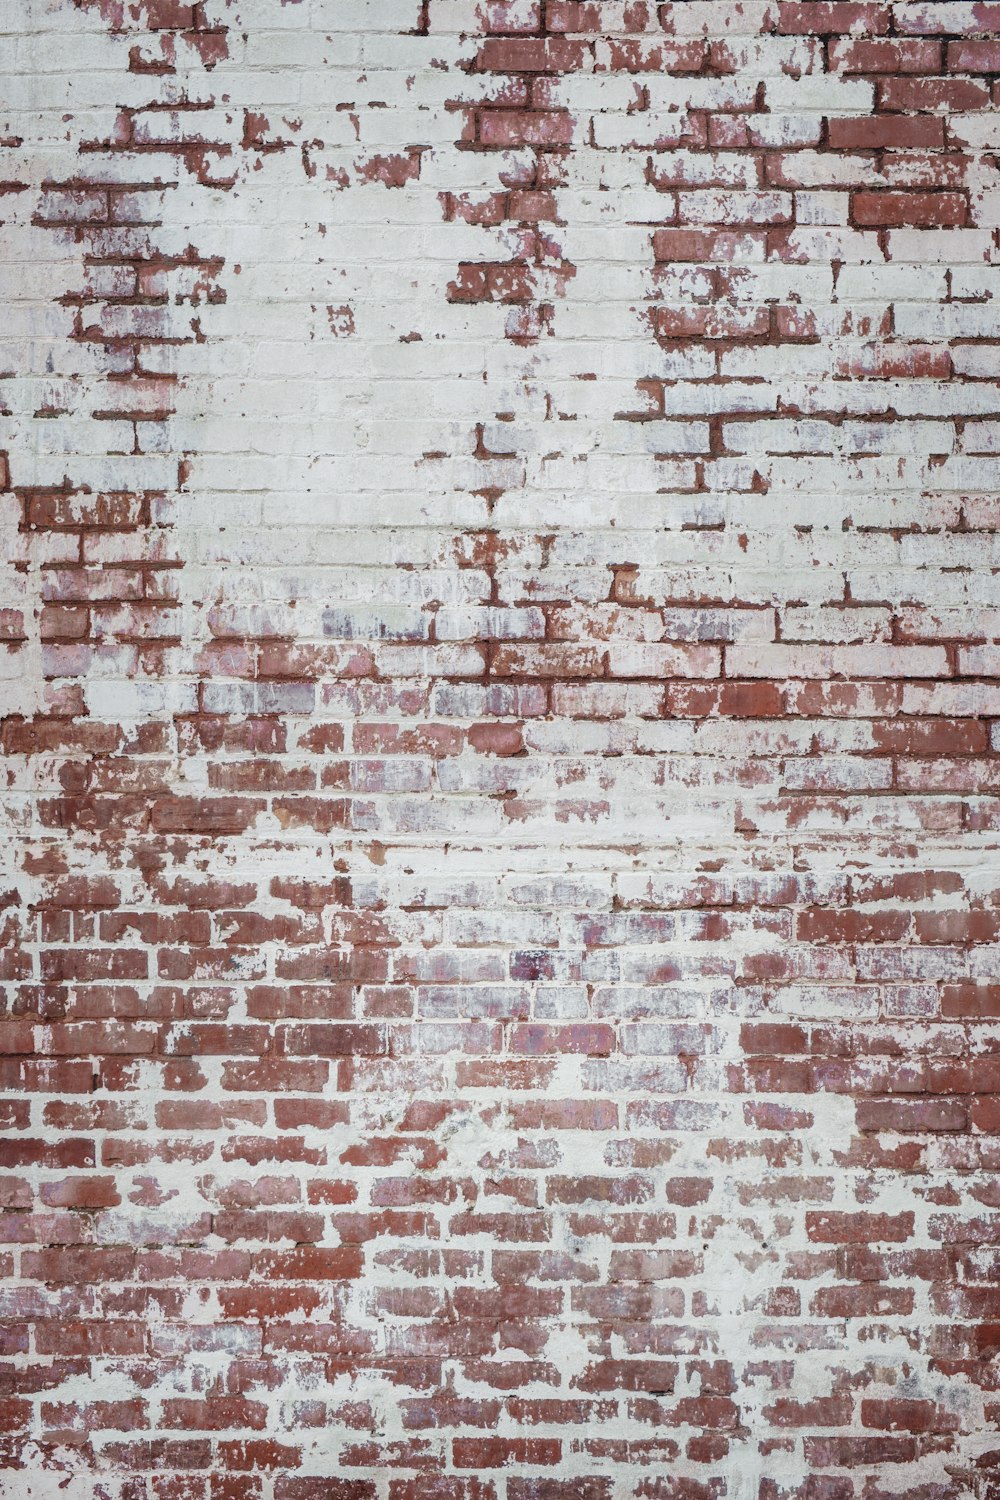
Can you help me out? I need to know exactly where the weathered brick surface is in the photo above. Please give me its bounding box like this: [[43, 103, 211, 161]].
[[2, 0, 1000, 1494]]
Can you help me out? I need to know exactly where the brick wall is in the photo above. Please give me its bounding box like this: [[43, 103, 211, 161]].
[[2, 1, 1000, 1495]]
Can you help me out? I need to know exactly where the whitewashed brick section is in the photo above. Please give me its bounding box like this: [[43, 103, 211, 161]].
[[2, 1, 1000, 1498]]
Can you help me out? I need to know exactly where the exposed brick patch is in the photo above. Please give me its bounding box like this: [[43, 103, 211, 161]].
[[2, 0, 1000, 1495]]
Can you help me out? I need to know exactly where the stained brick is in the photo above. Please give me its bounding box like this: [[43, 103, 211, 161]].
[[0, 0, 994, 1490]]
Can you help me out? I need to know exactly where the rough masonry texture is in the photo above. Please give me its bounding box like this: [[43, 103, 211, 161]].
[[2, 0, 1000, 1495]]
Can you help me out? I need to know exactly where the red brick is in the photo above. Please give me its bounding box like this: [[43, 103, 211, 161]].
[[852, 192, 968, 227], [806, 1212, 915, 1244], [773, 3, 890, 33], [827, 116, 945, 150]]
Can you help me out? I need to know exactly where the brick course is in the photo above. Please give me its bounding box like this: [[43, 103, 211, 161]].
[[2, 0, 1000, 1494]]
